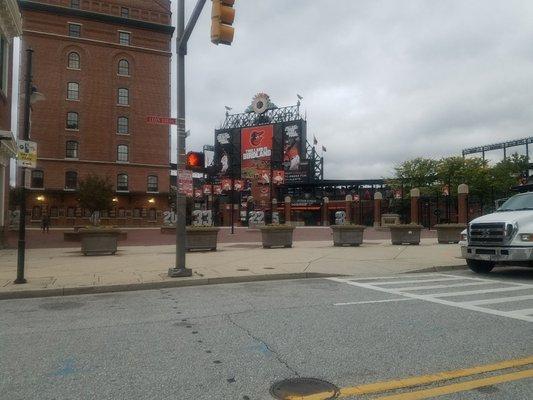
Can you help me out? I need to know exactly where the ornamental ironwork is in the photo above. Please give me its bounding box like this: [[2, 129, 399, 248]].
[[221, 105, 303, 130]]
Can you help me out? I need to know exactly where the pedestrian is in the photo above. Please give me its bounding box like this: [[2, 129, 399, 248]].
[[41, 214, 51, 234]]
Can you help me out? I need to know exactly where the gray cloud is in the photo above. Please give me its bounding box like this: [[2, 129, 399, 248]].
[[171, 0, 533, 179]]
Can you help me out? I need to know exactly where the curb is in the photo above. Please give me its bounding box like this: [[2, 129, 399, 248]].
[[0, 272, 341, 300], [407, 264, 468, 273]]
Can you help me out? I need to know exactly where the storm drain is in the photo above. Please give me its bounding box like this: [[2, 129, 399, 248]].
[[270, 378, 338, 400]]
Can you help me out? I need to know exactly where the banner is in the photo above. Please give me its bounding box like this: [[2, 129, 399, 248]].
[[213, 184, 222, 195], [282, 121, 308, 183], [202, 184, 212, 195], [241, 125, 273, 179], [213, 130, 238, 176], [273, 170, 285, 185], [234, 179, 245, 191], [194, 189, 203, 199], [177, 169, 193, 197], [17, 140, 38, 169], [221, 178, 232, 191]]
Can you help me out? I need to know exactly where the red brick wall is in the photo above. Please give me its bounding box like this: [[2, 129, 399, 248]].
[[20, 1, 172, 225]]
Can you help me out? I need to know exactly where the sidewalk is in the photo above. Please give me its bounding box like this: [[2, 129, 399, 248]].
[[0, 239, 466, 299]]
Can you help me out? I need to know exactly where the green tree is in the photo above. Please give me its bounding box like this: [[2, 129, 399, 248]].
[[490, 153, 529, 196], [391, 157, 439, 194], [78, 175, 114, 224]]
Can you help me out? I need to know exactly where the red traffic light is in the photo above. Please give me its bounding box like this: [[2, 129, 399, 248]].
[[186, 151, 205, 171]]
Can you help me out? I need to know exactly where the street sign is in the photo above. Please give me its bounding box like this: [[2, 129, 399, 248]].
[[177, 169, 193, 197], [17, 140, 37, 169], [146, 116, 178, 125]]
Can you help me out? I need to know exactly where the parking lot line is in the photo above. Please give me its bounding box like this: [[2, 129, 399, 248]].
[[432, 285, 533, 298], [370, 277, 462, 285], [334, 298, 415, 306], [372, 369, 533, 400], [462, 294, 533, 306], [390, 281, 491, 291]]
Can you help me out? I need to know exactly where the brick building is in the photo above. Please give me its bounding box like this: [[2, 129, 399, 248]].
[[0, 0, 22, 246], [18, 0, 173, 226]]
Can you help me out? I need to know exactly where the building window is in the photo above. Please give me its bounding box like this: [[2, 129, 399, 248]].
[[67, 52, 80, 69], [66, 112, 79, 130], [32, 206, 42, 220], [117, 145, 129, 162], [118, 31, 131, 45], [67, 82, 79, 100], [118, 59, 130, 76], [66, 140, 79, 158], [117, 116, 128, 134], [147, 175, 158, 192], [68, 23, 81, 38], [121, 7, 130, 18], [117, 88, 129, 105], [0, 36, 9, 95], [71, 0, 80, 8], [117, 174, 128, 191], [148, 208, 157, 221], [67, 207, 75, 218], [31, 170, 44, 188], [50, 206, 59, 218], [133, 208, 141, 218], [65, 171, 78, 190], [118, 207, 126, 218]]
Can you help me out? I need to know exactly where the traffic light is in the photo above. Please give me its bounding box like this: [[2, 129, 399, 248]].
[[186, 151, 205, 172], [211, 0, 235, 45]]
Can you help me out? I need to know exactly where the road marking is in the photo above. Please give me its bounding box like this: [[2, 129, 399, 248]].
[[507, 308, 533, 316], [390, 281, 492, 291], [328, 277, 533, 322], [431, 285, 533, 298], [289, 356, 533, 399], [370, 277, 463, 285], [372, 369, 533, 400], [343, 274, 438, 281], [334, 298, 415, 306], [462, 294, 533, 306]]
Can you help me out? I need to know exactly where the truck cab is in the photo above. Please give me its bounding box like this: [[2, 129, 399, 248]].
[[462, 191, 533, 273]]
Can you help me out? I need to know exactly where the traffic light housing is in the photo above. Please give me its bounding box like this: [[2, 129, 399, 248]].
[[211, 0, 235, 45], [186, 151, 205, 172]]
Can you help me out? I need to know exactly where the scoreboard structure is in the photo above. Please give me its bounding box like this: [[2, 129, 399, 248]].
[[210, 93, 322, 209]]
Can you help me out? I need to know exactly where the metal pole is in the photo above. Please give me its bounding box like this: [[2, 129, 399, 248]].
[[169, 0, 191, 277], [230, 177, 235, 234], [15, 49, 34, 285]]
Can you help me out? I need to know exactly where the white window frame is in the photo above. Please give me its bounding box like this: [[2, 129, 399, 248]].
[[118, 30, 131, 46], [68, 23, 82, 38]]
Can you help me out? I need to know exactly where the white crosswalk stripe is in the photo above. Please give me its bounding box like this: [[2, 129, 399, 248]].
[[328, 273, 533, 322]]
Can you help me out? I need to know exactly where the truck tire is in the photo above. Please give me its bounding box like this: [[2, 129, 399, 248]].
[[467, 259, 495, 274]]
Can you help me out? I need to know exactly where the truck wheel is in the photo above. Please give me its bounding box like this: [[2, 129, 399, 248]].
[[467, 259, 495, 274]]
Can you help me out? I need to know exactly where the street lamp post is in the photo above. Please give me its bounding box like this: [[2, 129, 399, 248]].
[[14, 49, 34, 284]]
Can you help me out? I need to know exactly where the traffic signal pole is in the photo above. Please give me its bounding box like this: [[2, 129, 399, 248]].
[[168, 0, 207, 277]]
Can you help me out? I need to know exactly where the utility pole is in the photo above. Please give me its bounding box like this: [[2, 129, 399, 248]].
[[14, 48, 34, 285], [168, 0, 235, 277]]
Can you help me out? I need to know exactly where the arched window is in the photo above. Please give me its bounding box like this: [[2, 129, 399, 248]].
[[67, 82, 79, 100], [66, 140, 79, 158], [117, 88, 129, 105], [118, 59, 130, 76], [117, 144, 129, 162], [65, 171, 78, 190], [66, 112, 79, 129], [117, 174, 128, 191], [147, 175, 158, 192], [117, 116, 128, 134], [68, 52, 80, 69]]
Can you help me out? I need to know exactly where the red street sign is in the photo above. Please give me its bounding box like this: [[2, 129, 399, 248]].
[[146, 116, 177, 125]]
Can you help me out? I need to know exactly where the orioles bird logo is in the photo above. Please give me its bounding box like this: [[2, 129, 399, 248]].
[[250, 130, 264, 146]]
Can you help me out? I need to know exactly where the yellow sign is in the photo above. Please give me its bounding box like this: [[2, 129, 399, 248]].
[[17, 140, 37, 169]]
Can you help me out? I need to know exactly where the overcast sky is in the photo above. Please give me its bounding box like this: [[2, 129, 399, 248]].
[[169, 0, 533, 179]]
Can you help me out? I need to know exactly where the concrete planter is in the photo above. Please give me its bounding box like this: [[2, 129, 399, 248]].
[[186, 227, 219, 251], [259, 225, 295, 248], [434, 224, 466, 244], [390, 224, 423, 245], [331, 225, 365, 246], [79, 229, 122, 255], [65, 229, 127, 242]]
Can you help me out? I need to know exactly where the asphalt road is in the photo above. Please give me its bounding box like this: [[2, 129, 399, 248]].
[[1, 267, 532, 400]]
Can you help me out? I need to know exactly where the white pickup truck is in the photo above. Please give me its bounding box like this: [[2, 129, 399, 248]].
[[462, 191, 533, 273]]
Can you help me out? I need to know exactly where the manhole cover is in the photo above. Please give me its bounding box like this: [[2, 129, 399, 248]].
[[270, 378, 338, 400]]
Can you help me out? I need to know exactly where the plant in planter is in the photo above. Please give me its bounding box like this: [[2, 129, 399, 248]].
[[434, 223, 467, 244], [259, 224, 295, 248], [331, 224, 365, 246], [77, 175, 121, 255], [389, 224, 423, 245]]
